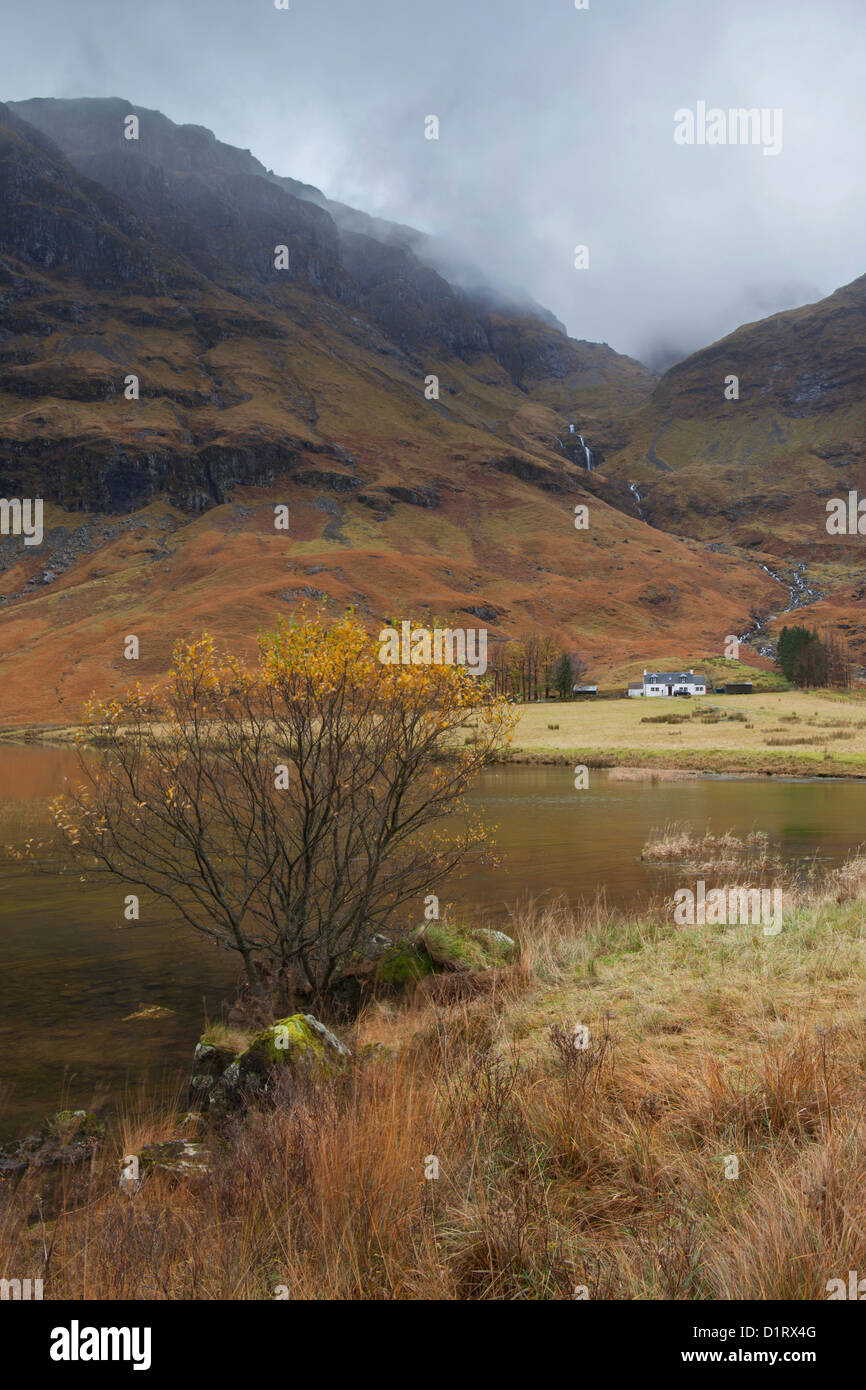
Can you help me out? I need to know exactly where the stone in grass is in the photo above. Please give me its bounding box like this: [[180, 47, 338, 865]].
[[0, 1110, 104, 1177], [41, 1109, 104, 1143], [201, 1015, 351, 1116], [136, 1139, 210, 1180], [189, 1039, 238, 1106], [375, 940, 436, 988], [237, 1014, 351, 1091], [473, 928, 517, 959], [372, 924, 516, 994], [422, 921, 516, 971]]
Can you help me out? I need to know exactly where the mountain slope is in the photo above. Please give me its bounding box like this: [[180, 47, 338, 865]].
[[604, 275, 866, 554], [597, 276, 866, 664], [0, 99, 787, 721], [10, 97, 656, 411]]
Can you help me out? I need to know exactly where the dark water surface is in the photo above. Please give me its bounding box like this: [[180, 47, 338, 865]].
[[1, 745, 864, 1139], [458, 764, 866, 916]]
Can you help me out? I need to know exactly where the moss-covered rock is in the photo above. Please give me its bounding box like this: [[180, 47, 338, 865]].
[[137, 1139, 210, 1179], [43, 1109, 104, 1142], [0, 1109, 105, 1175], [372, 924, 516, 994], [422, 921, 516, 971], [193, 1014, 351, 1117], [473, 928, 517, 963], [240, 1014, 351, 1080], [375, 940, 435, 986]]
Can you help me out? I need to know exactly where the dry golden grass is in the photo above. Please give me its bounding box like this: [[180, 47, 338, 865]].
[[4, 867, 866, 1299], [508, 690, 866, 773], [642, 826, 776, 870]]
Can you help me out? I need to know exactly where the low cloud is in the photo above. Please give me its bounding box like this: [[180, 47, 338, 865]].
[[2, 0, 864, 366]]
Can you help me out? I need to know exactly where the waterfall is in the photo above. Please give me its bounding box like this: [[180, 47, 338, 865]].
[[738, 560, 822, 659], [757, 561, 814, 614], [562, 422, 594, 470], [628, 482, 645, 518]]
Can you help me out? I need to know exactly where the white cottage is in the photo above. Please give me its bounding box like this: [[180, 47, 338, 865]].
[[629, 669, 707, 698]]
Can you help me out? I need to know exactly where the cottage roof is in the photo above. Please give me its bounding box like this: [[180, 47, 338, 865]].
[[644, 671, 706, 683]]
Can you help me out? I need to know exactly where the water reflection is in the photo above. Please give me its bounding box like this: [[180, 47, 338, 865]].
[[1, 747, 864, 1137]]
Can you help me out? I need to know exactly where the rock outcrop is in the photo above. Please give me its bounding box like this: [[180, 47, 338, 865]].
[[190, 1014, 351, 1118], [0, 1109, 104, 1176]]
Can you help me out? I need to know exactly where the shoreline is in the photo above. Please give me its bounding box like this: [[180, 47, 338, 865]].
[[4, 723, 866, 780], [494, 747, 866, 779]]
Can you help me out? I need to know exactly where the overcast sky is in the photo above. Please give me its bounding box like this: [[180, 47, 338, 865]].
[[2, 0, 865, 369]]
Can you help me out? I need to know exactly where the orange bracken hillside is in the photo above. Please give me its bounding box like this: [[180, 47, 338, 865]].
[[0, 99, 856, 720]]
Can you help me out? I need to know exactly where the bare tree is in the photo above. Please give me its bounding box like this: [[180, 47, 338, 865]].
[[570, 652, 591, 687], [822, 629, 852, 688], [538, 635, 562, 700], [505, 639, 528, 702], [524, 634, 540, 701]]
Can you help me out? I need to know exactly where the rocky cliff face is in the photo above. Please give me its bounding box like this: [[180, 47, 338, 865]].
[[0, 104, 177, 293], [9, 97, 651, 391], [0, 98, 656, 516]]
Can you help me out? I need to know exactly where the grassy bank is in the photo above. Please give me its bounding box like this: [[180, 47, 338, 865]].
[[4, 860, 866, 1299], [0, 724, 82, 744], [502, 690, 866, 777], [7, 690, 866, 779]]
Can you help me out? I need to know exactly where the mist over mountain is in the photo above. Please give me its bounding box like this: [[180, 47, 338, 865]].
[[1, 77, 866, 724], [10, 97, 569, 336], [4, 0, 866, 368], [0, 96, 659, 508]]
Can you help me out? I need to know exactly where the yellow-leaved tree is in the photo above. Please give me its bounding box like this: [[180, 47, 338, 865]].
[[52, 613, 516, 1009]]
